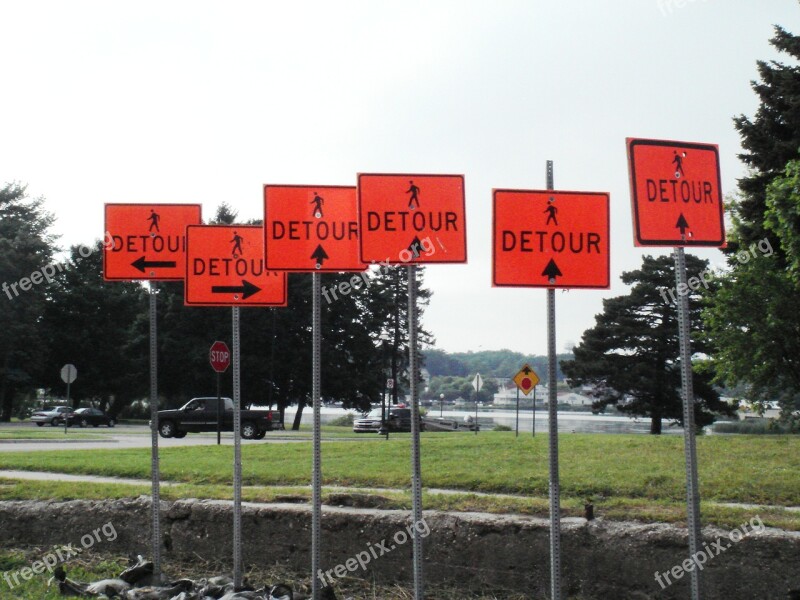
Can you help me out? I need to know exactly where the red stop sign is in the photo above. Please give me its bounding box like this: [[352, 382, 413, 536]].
[[209, 341, 231, 373]]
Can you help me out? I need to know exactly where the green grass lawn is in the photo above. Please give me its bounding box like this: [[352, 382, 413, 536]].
[[0, 433, 798, 529]]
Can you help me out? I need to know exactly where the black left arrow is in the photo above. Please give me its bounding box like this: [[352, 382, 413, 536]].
[[311, 244, 329, 269], [132, 256, 176, 273], [211, 280, 261, 300], [542, 258, 563, 282], [676, 213, 690, 236]]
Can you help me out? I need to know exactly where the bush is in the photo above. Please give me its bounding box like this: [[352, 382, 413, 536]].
[[327, 413, 356, 427], [712, 419, 800, 435], [493, 424, 513, 432]]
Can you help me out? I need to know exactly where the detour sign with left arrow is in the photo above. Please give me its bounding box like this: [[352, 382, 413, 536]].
[[184, 225, 287, 307], [493, 189, 610, 289], [104, 203, 202, 281]]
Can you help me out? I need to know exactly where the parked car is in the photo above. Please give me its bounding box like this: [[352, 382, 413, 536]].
[[66, 407, 115, 428], [156, 397, 273, 439], [30, 406, 72, 427], [353, 407, 424, 433]]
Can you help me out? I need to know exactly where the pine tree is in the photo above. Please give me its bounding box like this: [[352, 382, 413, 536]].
[[0, 183, 58, 420], [704, 24, 800, 412], [562, 255, 733, 434]]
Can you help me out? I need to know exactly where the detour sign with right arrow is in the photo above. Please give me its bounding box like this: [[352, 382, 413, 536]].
[[184, 225, 287, 307], [493, 189, 610, 289], [627, 137, 725, 247]]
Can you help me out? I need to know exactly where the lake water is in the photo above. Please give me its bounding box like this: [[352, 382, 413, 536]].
[[300, 406, 690, 435]]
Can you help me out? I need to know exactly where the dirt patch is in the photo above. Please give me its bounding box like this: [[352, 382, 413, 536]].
[[0, 498, 798, 599]]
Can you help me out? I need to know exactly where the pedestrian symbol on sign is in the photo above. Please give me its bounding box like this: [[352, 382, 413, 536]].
[[311, 193, 324, 218], [406, 180, 421, 210]]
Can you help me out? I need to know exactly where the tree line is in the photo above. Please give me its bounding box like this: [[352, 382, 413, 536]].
[[0, 201, 432, 427], [3, 25, 799, 433]]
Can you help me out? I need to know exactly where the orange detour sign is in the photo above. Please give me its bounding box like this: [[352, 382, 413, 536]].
[[263, 185, 366, 272], [493, 189, 610, 289], [357, 173, 467, 264], [104, 203, 202, 281], [184, 225, 287, 307], [627, 138, 725, 247]]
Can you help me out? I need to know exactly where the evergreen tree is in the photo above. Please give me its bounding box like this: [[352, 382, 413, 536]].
[[0, 183, 58, 421], [732, 25, 800, 250], [40, 241, 147, 414], [562, 255, 733, 434], [704, 24, 800, 412]]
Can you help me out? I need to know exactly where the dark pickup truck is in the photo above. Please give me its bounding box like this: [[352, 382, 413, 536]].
[[156, 397, 273, 439]]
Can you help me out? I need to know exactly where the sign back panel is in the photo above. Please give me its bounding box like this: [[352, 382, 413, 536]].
[[185, 225, 287, 307], [357, 173, 467, 264], [493, 189, 610, 289], [104, 203, 202, 281], [627, 138, 725, 247], [264, 185, 366, 272]]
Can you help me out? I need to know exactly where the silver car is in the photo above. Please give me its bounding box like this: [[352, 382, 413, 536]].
[[30, 406, 72, 427]]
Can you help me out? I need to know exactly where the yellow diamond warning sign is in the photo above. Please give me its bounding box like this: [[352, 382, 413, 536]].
[[513, 364, 540, 396]]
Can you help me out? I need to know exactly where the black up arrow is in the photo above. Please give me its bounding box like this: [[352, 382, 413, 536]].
[[311, 244, 329, 269], [132, 256, 176, 273], [211, 280, 261, 300], [542, 259, 562, 282], [408, 236, 424, 259], [521, 365, 533, 375], [676, 213, 690, 236]]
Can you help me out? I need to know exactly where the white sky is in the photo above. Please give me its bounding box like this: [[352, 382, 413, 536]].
[[2, 0, 797, 355]]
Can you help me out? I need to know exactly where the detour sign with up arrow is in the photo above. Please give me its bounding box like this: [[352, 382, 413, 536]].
[[185, 225, 287, 307], [627, 138, 725, 247], [357, 173, 467, 264], [493, 189, 610, 289], [264, 185, 366, 273], [104, 203, 202, 281]]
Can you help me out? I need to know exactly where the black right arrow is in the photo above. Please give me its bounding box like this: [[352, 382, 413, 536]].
[[311, 244, 329, 269], [132, 256, 176, 273], [211, 279, 261, 300], [542, 258, 563, 282], [676, 213, 690, 236]]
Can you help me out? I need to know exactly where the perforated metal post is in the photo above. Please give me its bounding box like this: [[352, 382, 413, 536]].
[[148, 281, 161, 582], [674, 247, 702, 600], [232, 307, 243, 588], [311, 272, 323, 600], [546, 160, 562, 600], [408, 265, 424, 599]]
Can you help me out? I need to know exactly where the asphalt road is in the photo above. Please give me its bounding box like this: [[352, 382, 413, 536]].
[[0, 423, 323, 452]]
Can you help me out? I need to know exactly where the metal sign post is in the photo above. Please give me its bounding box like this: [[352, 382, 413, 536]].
[[216, 372, 222, 446], [60, 364, 76, 436], [311, 272, 323, 600], [533, 386, 536, 437], [674, 247, 702, 600], [148, 282, 162, 582], [546, 160, 562, 600], [232, 307, 243, 588], [515, 387, 520, 437], [407, 265, 424, 600], [472, 373, 483, 435]]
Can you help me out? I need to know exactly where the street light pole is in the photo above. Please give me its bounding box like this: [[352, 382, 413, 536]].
[[440, 393, 445, 417]]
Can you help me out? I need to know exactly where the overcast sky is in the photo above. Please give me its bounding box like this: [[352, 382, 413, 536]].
[[2, 1, 797, 356]]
